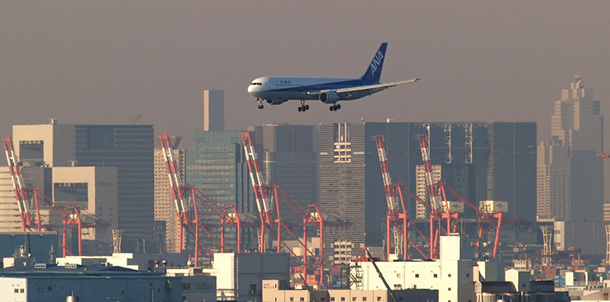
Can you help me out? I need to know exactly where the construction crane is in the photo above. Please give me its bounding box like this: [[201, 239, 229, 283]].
[[374, 135, 408, 260], [598, 153, 610, 158], [361, 247, 399, 302], [241, 132, 346, 286], [241, 132, 275, 253], [3, 137, 109, 257], [3, 137, 38, 231], [418, 134, 450, 259], [299, 273, 320, 302], [159, 134, 226, 266]]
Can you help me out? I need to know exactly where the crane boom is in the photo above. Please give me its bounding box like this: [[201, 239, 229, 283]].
[[375, 135, 398, 211], [418, 135, 443, 211], [241, 132, 275, 253], [159, 135, 190, 223], [362, 247, 399, 302], [3, 137, 36, 231]]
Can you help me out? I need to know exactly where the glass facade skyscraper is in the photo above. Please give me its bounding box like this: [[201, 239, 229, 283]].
[[186, 130, 256, 252]]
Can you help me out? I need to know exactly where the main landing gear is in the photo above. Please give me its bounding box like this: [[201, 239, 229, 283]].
[[257, 98, 264, 109], [298, 100, 310, 112], [329, 104, 341, 111]]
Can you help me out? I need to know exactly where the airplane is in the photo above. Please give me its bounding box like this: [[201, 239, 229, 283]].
[[247, 43, 419, 112]]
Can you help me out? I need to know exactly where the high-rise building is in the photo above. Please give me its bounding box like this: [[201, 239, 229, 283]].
[[253, 124, 317, 220], [186, 130, 256, 252], [203, 89, 224, 132], [153, 137, 185, 253], [537, 76, 604, 222], [318, 122, 537, 258], [537, 138, 571, 220], [11, 123, 154, 252]]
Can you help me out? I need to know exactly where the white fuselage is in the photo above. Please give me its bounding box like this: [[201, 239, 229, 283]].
[[247, 76, 372, 102]]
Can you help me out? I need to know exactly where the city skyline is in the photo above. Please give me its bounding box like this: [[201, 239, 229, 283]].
[[1, 2, 608, 197]]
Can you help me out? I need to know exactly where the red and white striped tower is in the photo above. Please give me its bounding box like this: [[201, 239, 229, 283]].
[[418, 134, 444, 258], [241, 132, 274, 253], [159, 134, 190, 248], [375, 135, 408, 260], [3, 137, 36, 231]]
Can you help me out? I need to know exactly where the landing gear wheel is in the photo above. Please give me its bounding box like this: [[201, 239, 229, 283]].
[[257, 98, 264, 109], [330, 104, 341, 111], [258, 104, 264, 109], [299, 101, 309, 112]]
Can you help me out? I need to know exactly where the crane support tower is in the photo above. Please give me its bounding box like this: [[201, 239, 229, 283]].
[[3, 137, 109, 257], [374, 135, 408, 260]]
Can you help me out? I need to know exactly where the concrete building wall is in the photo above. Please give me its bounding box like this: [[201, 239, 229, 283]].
[[263, 279, 439, 302], [52, 167, 118, 250], [214, 252, 290, 302], [554, 220, 606, 256], [0, 275, 182, 302], [13, 124, 76, 167]]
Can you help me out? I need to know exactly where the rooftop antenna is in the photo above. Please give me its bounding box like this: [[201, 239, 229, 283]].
[[132, 114, 142, 125]]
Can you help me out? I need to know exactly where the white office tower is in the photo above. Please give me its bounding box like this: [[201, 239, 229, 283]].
[[537, 75, 604, 222], [204, 89, 225, 131]]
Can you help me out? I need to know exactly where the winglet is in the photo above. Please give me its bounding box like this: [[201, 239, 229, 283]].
[[361, 43, 388, 83]]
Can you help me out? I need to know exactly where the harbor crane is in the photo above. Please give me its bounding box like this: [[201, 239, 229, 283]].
[[3, 137, 109, 257]]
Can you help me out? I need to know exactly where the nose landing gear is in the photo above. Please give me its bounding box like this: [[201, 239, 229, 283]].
[[257, 98, 264, 109]]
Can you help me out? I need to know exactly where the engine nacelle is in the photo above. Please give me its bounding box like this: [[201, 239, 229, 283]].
[[266, 99, 287, 105], [319, 91, 340, 104]]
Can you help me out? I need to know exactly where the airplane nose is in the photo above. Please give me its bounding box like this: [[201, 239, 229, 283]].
[[247, 85, 254, 95]]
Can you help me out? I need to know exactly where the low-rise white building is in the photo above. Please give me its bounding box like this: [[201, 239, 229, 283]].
[[263, 279, 438, 302], [57, 252, 189, 271], [213, 252, 290, 302], [353, 235, 503, 302]]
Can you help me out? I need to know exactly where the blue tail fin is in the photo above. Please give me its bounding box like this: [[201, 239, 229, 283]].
[[361, 43, 388, 83]]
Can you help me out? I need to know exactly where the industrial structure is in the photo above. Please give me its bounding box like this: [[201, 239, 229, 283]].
[[3, 137, 110, 256], [318, 122, 537, 261], [9, 123, 155, 253]]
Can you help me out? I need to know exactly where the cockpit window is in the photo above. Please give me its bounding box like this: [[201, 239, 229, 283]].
[[250, 82, 263, 86]]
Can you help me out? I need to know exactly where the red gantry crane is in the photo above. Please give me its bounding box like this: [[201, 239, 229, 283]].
[[159, 134, 228, 266], [3, 137, 109, 257], [374, 135, 408, 260], [3, 137, 38, 232], [418, 134, 453, 259], [241, 132, 344, 286]]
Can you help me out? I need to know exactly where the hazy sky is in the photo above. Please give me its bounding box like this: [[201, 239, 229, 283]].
[[1, 1, 610, 194]]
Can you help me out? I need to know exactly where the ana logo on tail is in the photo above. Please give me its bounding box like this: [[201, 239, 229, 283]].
[[370, 51, 385, 76]]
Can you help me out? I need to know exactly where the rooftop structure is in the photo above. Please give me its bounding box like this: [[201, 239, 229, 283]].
[[0, 264, 182, 302]]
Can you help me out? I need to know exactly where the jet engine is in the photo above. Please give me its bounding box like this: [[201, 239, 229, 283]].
[[319, 91, 340, 104], [266, 99, 288, 105]]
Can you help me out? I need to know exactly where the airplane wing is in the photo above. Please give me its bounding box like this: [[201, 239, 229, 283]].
[[335, 78, 419, 94], [306, 78, 419, 99]]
